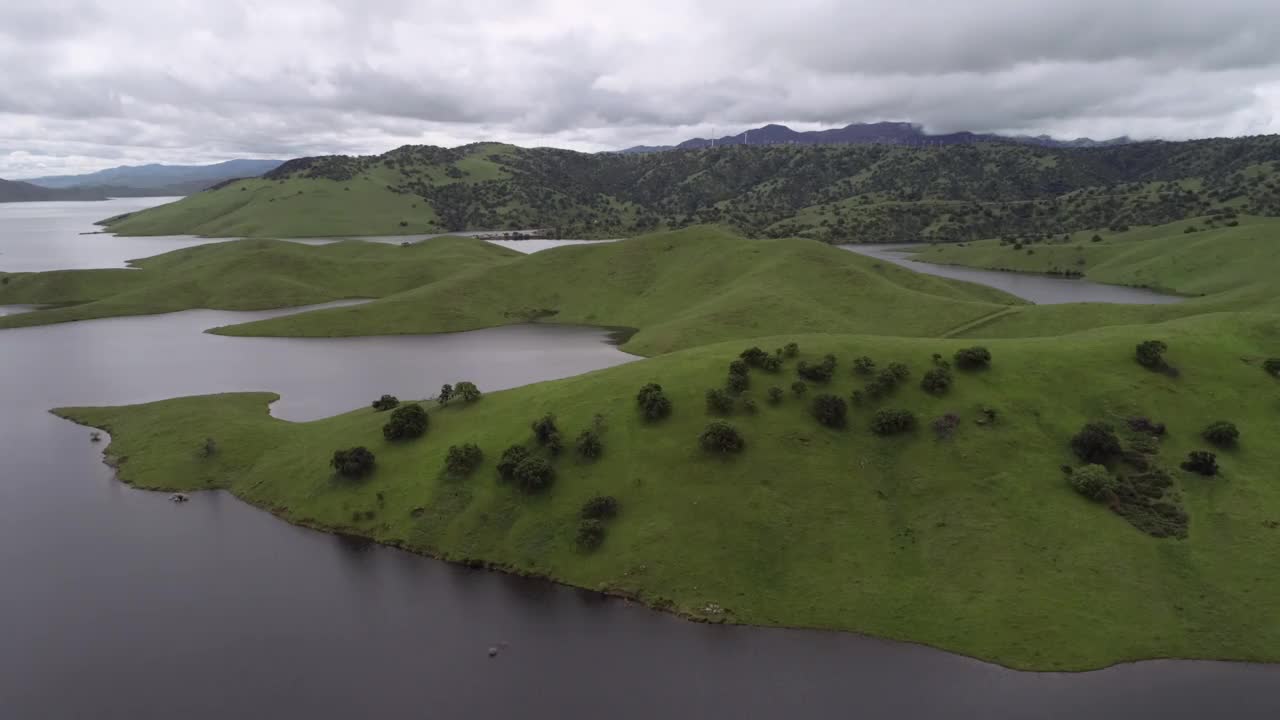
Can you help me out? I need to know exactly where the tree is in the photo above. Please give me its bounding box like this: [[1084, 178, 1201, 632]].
[[797, 354, 837, 383], [953, 346, 992, 370], [1070, 422, 1122, 464], [438, 384, 454, 406], [728, 359, 749, 376], [699, 421, 745, 454], [580, 495, 619, 520], [782, 342, 799, 358], [1265, 358, 1280, 377], [767, 386, 784, 404], [791, 380, 808, 397], [853, 356, 876, 375], [931, 413, 960, 439], [331, 446, 375, 479], [577, 519, 606, 550], [740, 346, 770, 367], [454, 381, 482, 402], [636, 383, 672, 421], [1202, 421, 1240, 448], [383, 403, 428, 441], [576, 429, 603, 459], [513, 456, 555, 492], [726, 371, 749, 393], [760, 355, 783, 372], [811, 394, 848, 428], [706, 388, 735, 415], [886, 362, 910, 381], [1070, 464, 1116, 501], [1135, 340, 1169, 371], [531, 413, 559, 445], [920, 367, 953, 395], [371, 394, 399, 411], [445, 443, 483, 477], [1181, 450, 1219, 476], [496, 445, 530, 482], [871, 409, 917, 436]]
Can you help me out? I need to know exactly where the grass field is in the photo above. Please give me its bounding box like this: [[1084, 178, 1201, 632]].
[[0, 236, 518, 328], [57, 315, 1280, 670]]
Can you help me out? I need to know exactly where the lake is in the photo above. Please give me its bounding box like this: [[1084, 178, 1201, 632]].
[[1, 203, 1276, 719], [842, 244, 1184, 305]]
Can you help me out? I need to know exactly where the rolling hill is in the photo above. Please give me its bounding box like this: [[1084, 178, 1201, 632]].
[[0, 178, 108, 203], [22, 159, 283, 196]]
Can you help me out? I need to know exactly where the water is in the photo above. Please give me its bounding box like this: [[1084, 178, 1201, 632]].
[[842, 244, 1184, 305]]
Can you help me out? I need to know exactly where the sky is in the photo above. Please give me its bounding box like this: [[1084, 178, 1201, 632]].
[[3, 0, 1280, 177]]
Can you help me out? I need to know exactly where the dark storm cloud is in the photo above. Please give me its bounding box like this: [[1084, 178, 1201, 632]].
[[2, 0, 1279, 176]]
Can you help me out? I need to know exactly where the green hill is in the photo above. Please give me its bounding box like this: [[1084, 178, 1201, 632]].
[[56, 314, 1280, 670], [211, 226, 1023, 355], [103, 136, 1280, 242], [0, 236, 518, 328]]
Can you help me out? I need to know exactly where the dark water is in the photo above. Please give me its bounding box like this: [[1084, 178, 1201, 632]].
[[842, 244, 1184, 305]]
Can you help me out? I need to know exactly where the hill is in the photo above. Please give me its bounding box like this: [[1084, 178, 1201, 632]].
[[55, 313, 1280, 670], [0, 178, 108, 203], [0, 237, 519, 328], [23, 159, 283, 196], [101, 136, 1280, 242], [209, 226, 1023, 355]]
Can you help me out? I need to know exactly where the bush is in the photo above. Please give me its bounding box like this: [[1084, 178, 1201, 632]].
[[445, 443, 483, 477], [454, 381, 482, 402], [1127, 417, 1167, 436], [853, 356, 876, 375], [931, 413, 960, 439], [741, 395, 758, 414], [791, 381, 808, 397], [576, 429, 603, 459], [726, 372, 749, 393], [782, 342, 799, 358], [513, 456, 556, 493], [739, 347, 770, 367], [760, 355, 783, 373], [331, 446, 375, 479], [1181, 450, 1219, 476], [1135, 340, 1169, 371], [371, 394, 399, 411], [797, 359, 835, 383], [1265, 358, 1280, 377], [976, 406, 1000, 426], [531, 414, 559, 445], [706, 388, 735, 415], [850, 389, 866, 406], [767, 386, 784, 404], [546, 432, 564, 456], [580, 495, 619, 520], [636, 383, 673, 422], [886, 362, 910, 381], [953, 346, 992, 370], [699, 421, 745, 454], [1070, 464, 1116, 501], [871, 409, 917, 436], [811, 394, 848, 428], [496, 445, 530, 482], [383, 403, 428, 441], [1070, 422, 1122, 464], [438, 384, 453, 405], [576, 519, 606, 550], [1201, 421, 1239, 448], [728, 359, 749, 377], [920, 367, 953, 395], [198, 437, 217, 458]]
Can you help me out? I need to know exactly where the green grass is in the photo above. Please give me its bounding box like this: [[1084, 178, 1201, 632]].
[[0, 237, 519, 328], [56, 314, 1280, 670], [211, 226, 1024, 355]]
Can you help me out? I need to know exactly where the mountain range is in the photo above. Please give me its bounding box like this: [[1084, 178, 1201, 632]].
[[618, 122, 1131, 153], [2, 159, 284, 201], [0, 178, 111, 203]]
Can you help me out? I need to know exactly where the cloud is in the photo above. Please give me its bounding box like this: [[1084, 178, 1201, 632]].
[[2, 0, 1279, 176]]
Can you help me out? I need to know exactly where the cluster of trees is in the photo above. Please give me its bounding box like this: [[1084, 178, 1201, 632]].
[[577, 495, 620, 550], [438, 381, 482, 405]]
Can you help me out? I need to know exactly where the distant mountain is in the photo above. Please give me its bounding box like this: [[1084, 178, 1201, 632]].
[[0, 178, 109, 203], [617, 122, 1131, 153], [22, 159, 284, 195]]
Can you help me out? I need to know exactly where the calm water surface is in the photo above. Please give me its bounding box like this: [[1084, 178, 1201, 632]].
[[0, 206, 1275, 719], [842, 244, 1184, 305]]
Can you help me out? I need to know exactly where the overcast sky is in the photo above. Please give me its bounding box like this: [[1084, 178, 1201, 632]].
[[3, 0, 1280, 177]]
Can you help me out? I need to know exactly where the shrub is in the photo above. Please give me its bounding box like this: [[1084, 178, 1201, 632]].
[[760, 355, 783, 373], [740, 347, 770, 367], [576, 429, 603, 459], [531, 414, 559, 445], [576, 519, 606, 550], [454, 381, 482, 402], [767, 386, 784, 404], [1181, 451, 1219, 476], [636, 383, 673, 421], [1265, 358, 1280, 377], [705, 388, 735, 415], [1070, 464, 1116, 501], [1202, 421, 1239, 448], [886, 362, 910, 381], [371, 394, 399, 411], [741, 395, 758, 414], [546, 432, 564, 456], [791, 381, 808, 397], [728, 359, 749, 376], [445, 443, 483, 477], [797, 358, 835, 383], [496, 445, 530, 482], [331, 446, 375, 479], [850, 389, 866, 406], [726, 372, 749, 393], [871, 409, 917, 436], [811, 394, 848, 428], [1135, 340, 1169, 371], [699, 421, 745, 454], [853, 356, 876, 375], [920, 367, 953, 395], [1127, 417, 1167, 436], [953, 346, 992, 370], [976, 406, 1000, 426], [782, 342, 799, 358], [931, 413, 960, 439], [198, 437, 217, 458], [1091, 234, 1102, 242], [513, 456, 556, 493], [1070, 422, 1122, 464], [580, 495, 619, 520], [438, 384, 453, 405], [383, 403, 428, 441]]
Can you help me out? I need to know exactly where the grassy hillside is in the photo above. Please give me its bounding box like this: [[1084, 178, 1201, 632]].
[[0, 236, 518, 328], [103, 136, 1280, 242], [57, 316, 1280, 670], [212, 226, 1023, 355]]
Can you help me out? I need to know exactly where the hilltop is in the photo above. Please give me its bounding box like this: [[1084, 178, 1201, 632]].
[[21, 159, 283, 197], [0, 178, 108, 203], [101, 135, 1280, 241]]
